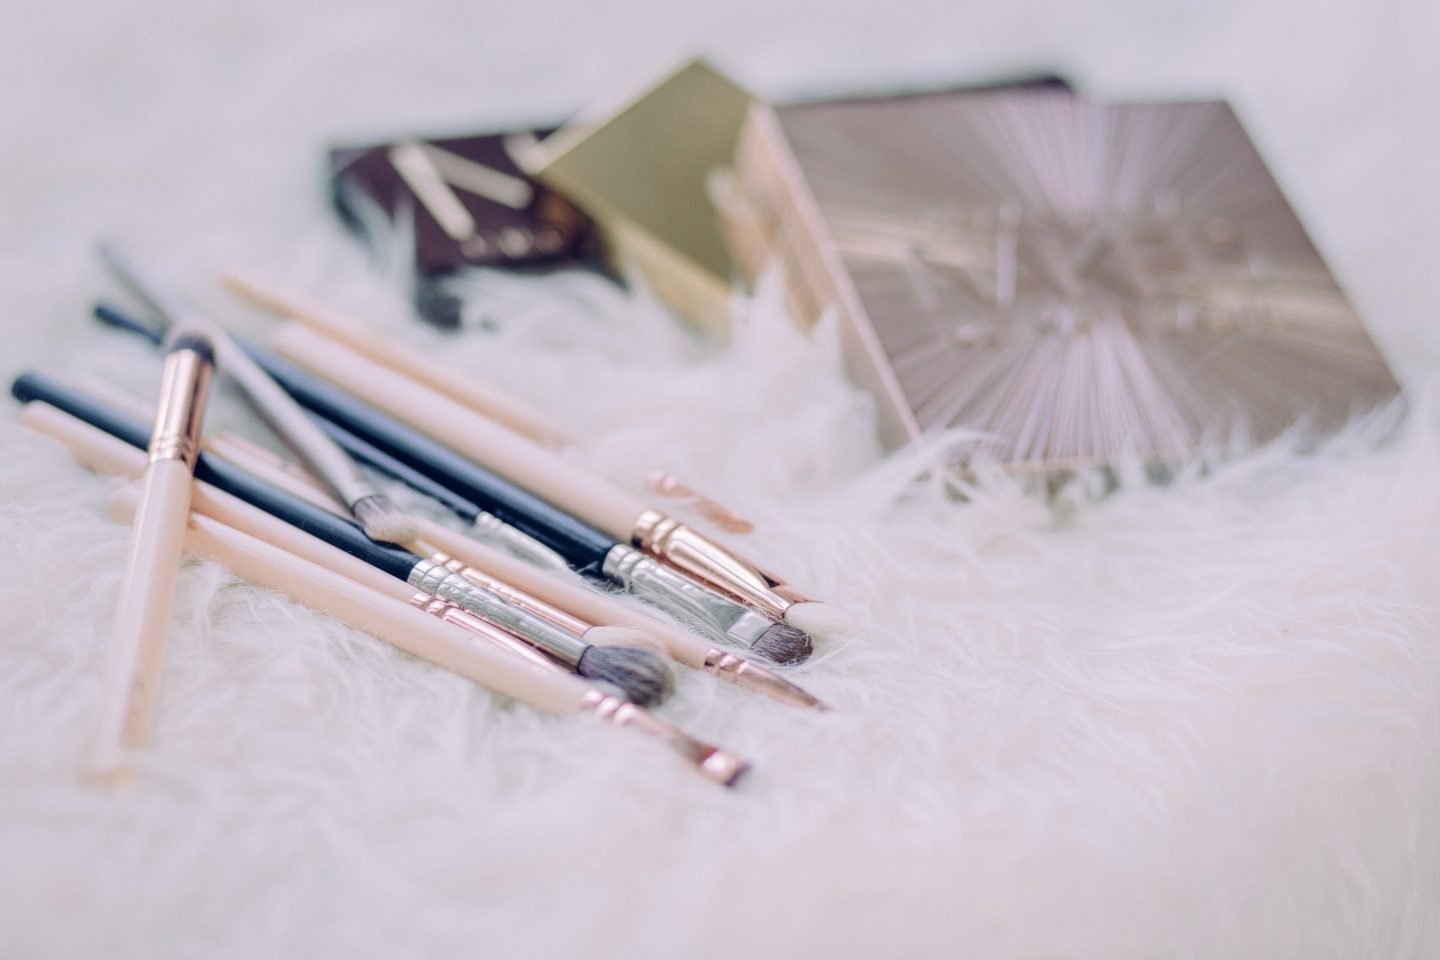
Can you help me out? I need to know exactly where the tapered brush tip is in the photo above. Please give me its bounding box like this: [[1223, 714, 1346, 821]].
[[576, 645, 676, 708], [351, 494, 418, 545], [750, 620, 814, 664]]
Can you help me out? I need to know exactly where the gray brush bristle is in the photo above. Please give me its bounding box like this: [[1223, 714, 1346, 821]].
[[575, 645, 676, 707], [351, 494, 417, 545], [750, 621, 814, 665]]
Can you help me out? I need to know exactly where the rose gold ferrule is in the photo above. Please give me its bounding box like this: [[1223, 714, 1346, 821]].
[[147, 332, 215, 468], [408, 592, 568, 675], [428, 552, 593, 635], [646, 471, 755, 535], [579, 689, 750, 787], [631, 509, 812, 619], [702, 648, 830, 711]]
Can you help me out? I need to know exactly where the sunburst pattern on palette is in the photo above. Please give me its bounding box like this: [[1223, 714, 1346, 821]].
[[774, 90, 1400, 471]]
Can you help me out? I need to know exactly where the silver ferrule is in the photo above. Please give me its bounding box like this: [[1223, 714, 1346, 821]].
[[602, 544, 774, 649], [408, 558, 589, 665], [470, 512, 572, 572]]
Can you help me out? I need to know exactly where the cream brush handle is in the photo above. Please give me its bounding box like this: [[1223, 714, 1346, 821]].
[[220, 274, 756, 537], [87, 331, 214, 783], [106, 485, 589, 716], [222, 272, 569, 447], [26, 402, 561, 669], [24, 404, 751, 780], [88, 461, 196, 782], [271, 323, 648, 540]]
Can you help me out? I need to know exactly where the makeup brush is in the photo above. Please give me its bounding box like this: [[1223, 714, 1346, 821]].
[[195, 426, 827, 709], [92, 303, 569, 572], [93, 302, 815, 664], [86, 329, 215, 783], [24, 397, 823, 710], [12, 373, 677, 707], [221, 271, 756, 534], [273, 324, 844, 637], [105, 482, 747, 786], [97, 243, 415, 546], [22, 399, 566, 679], [77, 375, 659, 686]]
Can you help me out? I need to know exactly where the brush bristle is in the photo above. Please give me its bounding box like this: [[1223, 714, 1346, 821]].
[[351, 494, 418, 545], [749, 621, 814, 664], [783, 601, 847, 637], [575, 645, 675, 708]]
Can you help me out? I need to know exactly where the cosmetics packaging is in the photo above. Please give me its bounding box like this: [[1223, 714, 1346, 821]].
[[525, 57, 755, 337], [722, 86, 1401, 471], [330, 129, 593, 326]]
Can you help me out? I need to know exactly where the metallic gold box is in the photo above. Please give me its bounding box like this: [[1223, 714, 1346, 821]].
[[526, 58, 753, 337], [724, 87, 1401, 471]]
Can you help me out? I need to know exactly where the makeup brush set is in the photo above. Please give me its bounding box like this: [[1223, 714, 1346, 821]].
[[12, 57, 1402, 790], [13, 245, 846, 789]]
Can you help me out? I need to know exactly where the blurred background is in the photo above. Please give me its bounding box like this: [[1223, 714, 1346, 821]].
[[1, 0, 1437, 383]]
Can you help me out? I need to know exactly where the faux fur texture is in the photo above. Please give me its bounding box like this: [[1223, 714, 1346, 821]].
[[2, 1, 1439, 958]]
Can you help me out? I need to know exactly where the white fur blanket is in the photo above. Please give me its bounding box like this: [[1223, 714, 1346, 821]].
[[1, 0, 1437, 957]]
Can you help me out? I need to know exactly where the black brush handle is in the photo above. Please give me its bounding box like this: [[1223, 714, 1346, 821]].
[[98, 301, 477, 520], [253, 350, 618, 573], [311, 415, 480, 522], [12, 371, 422, 582], [93, 301, 618, 573], [95, 303, 165, 345]]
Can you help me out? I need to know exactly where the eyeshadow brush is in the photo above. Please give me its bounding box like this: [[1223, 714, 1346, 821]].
[[21, 400, 564, 679], [196, 426, 827, 709], [13, 373, 676, 707], [221, 271, 757, 534], [271, 325, 846, 638], [28, 405, 749, 784], [74, 375, 825, 709], [98, 482, 748, 786], [85, 330, 215, 783], [75, 377, 670, 688], [92, 303, 567, 571], [97, 243, 415, 546], [94, 302, 815, 664]]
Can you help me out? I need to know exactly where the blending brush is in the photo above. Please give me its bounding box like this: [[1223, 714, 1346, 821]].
[[30, 407, 748, 787], [92, 302, 565, 571], [97, 243, 415, 546], [21, 399, 566, 680], [221, 271, 757, 535], [94, 302, 815, 664], [86, 329, 215, 783], [12, 373, 677, 707], [269, 325, 844, 638], [74, 374, 826, 708], [198, 423, 827, 708], [98, 482, 748, 786]]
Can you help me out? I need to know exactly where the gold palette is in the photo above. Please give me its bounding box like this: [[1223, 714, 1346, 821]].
[[725, 87, 1401, 471]]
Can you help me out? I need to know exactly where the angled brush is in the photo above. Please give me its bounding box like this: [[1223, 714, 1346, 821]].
[[13, 372, 676, 707], [98, 243, 414, 545]]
